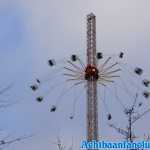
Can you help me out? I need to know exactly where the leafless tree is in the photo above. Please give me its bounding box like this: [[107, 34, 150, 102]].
[[0, 84, 32, 149], [52, 137, 74, 150]]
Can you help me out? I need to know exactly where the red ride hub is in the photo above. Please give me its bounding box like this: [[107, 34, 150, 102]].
[[84, 65, 99, 81]]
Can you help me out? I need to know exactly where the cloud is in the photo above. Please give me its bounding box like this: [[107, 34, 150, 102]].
[[1, 1, 150, 150], [18, 0, 150, 57]]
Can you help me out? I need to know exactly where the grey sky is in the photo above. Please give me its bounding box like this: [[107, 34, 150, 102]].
[[0, 0, 150, 150]]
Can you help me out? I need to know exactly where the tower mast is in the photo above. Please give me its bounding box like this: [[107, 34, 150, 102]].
[[86, 13, 98, 142]]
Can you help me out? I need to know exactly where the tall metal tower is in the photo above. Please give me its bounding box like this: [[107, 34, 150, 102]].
[[86, 13, 98, 142]]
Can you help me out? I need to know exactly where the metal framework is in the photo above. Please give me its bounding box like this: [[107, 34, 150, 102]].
[[86, 13, 98, 142]]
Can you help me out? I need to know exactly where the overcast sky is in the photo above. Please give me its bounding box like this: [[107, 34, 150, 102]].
[[0, 0, 150, 150]]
